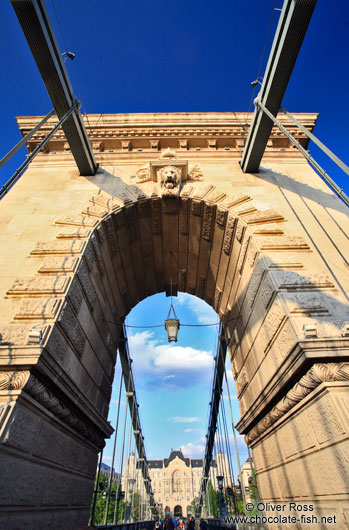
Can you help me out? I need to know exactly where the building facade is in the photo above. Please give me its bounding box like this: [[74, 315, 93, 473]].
[[122, 450, 231, 516]]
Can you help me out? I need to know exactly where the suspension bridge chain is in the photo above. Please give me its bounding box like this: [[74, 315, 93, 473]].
[[197, 325, 226, 517], [197, 325, 245, 519], [91, 325, 156, 526]]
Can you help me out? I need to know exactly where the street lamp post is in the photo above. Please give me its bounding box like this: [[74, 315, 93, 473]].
[[216, 475, 227, 518]]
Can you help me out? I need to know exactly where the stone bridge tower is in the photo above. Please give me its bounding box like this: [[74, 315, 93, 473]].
[[0, 112, 348, 529]]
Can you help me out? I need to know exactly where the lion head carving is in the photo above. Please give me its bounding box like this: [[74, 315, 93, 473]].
[[157, 165, 182, 197]]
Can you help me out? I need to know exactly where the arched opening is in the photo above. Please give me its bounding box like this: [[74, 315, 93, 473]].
[[1, 188, 348, 528], [174, 505, 182, 518]]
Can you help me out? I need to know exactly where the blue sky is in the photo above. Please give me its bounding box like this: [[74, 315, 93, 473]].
[[0, 0, 348, 478], [104, 292, 247, 474], [1, 1, 349, 194]]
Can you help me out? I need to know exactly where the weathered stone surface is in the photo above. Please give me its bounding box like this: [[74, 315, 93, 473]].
[[7, 276, 70, 296], [38, 256, 79, 274], [30, 240, 86, 255], [14, 297, 62, 320], [1, 111, 348, 528]]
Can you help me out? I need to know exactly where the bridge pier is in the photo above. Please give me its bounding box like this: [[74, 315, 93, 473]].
[[0, 112, 348, 529]]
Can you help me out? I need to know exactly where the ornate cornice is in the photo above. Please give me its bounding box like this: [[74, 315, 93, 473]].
[[15, 112, 317, 155], [246, 362, 349, 443], [0, 370, 105, 448]]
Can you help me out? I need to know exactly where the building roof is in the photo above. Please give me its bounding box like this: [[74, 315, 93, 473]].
[[164, 449, 190, 467], [145, 449, 217, 469], [147, 460, 163, 468]]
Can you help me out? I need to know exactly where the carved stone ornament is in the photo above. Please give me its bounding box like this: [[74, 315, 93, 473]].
[[23, 373, 105, 448], [157, 165, 182, 198], [0, 370, 30, 390], [246, 362, 349, 443], [160, 147, 178, 159], [188, 164, 204, 181], [136, 165, 151, 183]]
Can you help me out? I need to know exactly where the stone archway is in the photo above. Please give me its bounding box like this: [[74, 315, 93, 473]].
[[174, 505, 182, 518], [0, 174, 348, 529]]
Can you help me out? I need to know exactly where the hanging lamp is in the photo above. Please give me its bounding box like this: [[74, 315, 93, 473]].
[[164, 285, 180, 343]]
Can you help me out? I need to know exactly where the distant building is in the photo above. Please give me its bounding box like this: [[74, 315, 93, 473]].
[[101, 462, 120, 483], [122, 449, 231, 517], [238, 460, 253, 504]]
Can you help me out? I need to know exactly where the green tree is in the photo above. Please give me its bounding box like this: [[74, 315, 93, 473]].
[[205, 480, 219, 518], [89, 472, 121, 525]]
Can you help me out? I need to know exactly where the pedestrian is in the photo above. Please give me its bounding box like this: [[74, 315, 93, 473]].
[[199, 519, 208, 530], [168, 517, 175, 530], [187, 518, 195, 530]]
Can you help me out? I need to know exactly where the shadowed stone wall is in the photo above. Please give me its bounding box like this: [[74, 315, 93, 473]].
[[0, 113, 348, 529]]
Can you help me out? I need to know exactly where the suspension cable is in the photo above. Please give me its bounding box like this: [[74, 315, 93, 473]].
[[90, 448, 104, 526], [0, 108, 55, 169], [254, 98, 349, 207], [0, 101, 79, 201], [221, 394, 238, 514], [114, 378, 130, 523], [104, 369, 123, 524], [223, 364, 247, 512]]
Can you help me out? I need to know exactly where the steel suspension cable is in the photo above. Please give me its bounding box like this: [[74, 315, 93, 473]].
[[221, 395, 238, 514], [114, 376, 131, 523], [217, 410, 232, 514], [104, 369, 123, 524], [0, 101, 79, 200], [90, 448, 104, 526], [223, 365, 247, 512], [217, 411, 230, 511]]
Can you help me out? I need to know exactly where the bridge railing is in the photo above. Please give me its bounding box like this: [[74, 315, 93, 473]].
[[206, 518, 264, 530], [93, 520, 155, 530]]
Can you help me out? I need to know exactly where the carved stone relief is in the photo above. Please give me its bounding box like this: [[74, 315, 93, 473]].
[[157, 165, 182, 198], [30, 240, 86, 255], [7, 276, 70, 296], [246, 363, 349, 443], [188, 164, 204, 181]]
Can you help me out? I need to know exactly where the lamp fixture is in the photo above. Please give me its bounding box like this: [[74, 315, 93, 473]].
[[164, 302, 179, 343], [216, 475, 224, 490], [62, 51, 76, 61], [250, 76, 263, 88], [164, 279, 180, 342]]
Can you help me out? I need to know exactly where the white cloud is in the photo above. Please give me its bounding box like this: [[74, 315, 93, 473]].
[[214, 432, 247, 451], [184, 428, 205, 433], [180, 441, 206, 458], [102, 455, 113, 463], [176, 293, 218, 325], [168, 416, 201, 423], [127, 331, 214, 389]]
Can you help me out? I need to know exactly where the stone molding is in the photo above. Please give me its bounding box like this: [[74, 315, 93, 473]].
[[0, 370, 105, 448], [0, 370, 30, 390], [246, 362, 349, 443], [16, 112, 317, 155]]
